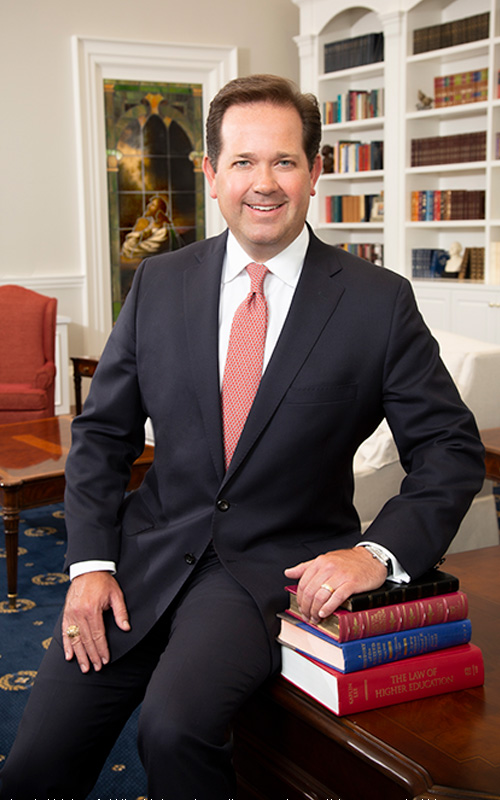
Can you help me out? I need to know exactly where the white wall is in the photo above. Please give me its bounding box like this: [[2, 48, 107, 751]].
[[0, 0, 299, 370]]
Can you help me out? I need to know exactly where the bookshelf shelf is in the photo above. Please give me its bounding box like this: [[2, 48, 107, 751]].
[[294, 0, 500, 343], [406, 102, 488, 120], [406, 162, 488, 174], [318, 222, 384, 230], [318, 63, 384, 82], [406, 221, 486, 228], [323, 117, 385, 132], [320, 170, 383, 180], [407, 39, 490, 64]]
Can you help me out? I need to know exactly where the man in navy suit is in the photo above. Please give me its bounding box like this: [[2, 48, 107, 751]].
[[0, 75, 484, 799]]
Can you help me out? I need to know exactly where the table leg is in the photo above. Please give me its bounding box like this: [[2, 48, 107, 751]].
[[73, 370, 83, 416], [2, 487, 21, 609]]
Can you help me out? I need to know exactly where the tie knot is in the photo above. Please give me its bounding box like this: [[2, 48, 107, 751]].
[[246, 262, 268, 296]]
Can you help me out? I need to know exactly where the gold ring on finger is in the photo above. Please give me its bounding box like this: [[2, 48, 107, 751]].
[[320, 583, 334, 594], [66, 624, 81, 638]]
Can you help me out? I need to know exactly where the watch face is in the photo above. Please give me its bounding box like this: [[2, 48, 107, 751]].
[[365, 545, 391, 572]]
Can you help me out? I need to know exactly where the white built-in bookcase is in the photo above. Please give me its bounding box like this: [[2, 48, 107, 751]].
[[293, 0, 500, 343]]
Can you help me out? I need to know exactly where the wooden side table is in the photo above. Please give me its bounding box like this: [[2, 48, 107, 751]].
[[70, 356, 99, 415], [0, 415, 154, 608], [480, 427, 500, 483], [234, 545, 500, 800]]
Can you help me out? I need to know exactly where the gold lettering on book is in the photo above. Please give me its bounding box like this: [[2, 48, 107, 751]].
[[374, 665, 456, 697]]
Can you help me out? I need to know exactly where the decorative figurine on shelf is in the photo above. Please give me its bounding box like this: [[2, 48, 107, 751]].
[[444, 241, 464, 276], [416, 89, 434, 110], [321, 144, 334, 173]]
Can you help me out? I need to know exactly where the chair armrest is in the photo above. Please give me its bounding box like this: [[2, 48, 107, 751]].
[[34, 361, 56, 390]]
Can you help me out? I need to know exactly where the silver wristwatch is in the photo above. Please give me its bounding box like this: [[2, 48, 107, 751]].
[[361, 543, 393, 576]]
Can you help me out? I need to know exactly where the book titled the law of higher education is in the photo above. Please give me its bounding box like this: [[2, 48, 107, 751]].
[[280, 643, 484, 716], [278, 614, 472, 673], [285, 589, 468, 642]]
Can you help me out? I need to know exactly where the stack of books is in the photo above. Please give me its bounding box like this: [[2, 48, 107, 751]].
[[410, 189, 485, 221], [335, 243, 383, 266], [324, 32, 383, 74], [278, 567, 484, 716], [434, 69, 488, 108], [411, 131, 486, 167], [323, 88, 384, 124], [412, 248, 449, 279], [458, 247, 485, 281], [413, 12, 489, 55], [325, 140, 383, 174], [325, 193, 383, 224]]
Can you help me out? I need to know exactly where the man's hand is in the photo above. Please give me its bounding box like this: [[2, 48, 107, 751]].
[[284, 547, 388, 623], [62, 571, 130, 673]]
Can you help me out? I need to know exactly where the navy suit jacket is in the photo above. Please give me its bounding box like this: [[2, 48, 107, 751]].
[[63, 230, 485, 661]]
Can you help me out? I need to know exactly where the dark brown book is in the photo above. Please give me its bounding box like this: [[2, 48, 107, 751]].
[[413, 12, 490, 55], [342, 567, 460, 611], [286, 567, 460, 613]]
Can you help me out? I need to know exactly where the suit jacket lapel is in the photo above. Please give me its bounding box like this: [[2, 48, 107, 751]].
[[222, 233, 345, 482], [184, 231, 228, 482]]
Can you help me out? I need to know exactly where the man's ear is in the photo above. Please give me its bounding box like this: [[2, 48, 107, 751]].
[[202, 155, 218, 199], [310, 153, 323, 197]]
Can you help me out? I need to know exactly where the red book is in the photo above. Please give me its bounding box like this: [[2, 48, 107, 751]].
[[281, 643, 484, 716], [285, 589, 468, 642]]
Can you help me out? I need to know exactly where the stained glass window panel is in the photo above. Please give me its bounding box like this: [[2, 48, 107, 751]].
[[104, 80, 205, 322]]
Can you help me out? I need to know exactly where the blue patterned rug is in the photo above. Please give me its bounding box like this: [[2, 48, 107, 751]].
[[0, 504, 147, 800]]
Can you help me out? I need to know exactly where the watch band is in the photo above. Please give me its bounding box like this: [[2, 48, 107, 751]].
[[360, 543, 393, 576]]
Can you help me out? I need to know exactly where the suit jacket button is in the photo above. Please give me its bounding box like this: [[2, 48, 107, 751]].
[[216, 499, 230, 512], [184, 553, 196, 565]]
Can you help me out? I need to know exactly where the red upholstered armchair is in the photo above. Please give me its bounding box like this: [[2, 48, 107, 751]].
[[0, 285, 58, 423]]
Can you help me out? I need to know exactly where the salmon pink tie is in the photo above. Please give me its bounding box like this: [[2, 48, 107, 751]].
[[222, 262, 269, 468]]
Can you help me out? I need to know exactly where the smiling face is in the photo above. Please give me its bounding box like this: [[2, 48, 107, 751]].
[[203, 102, 322, 262]]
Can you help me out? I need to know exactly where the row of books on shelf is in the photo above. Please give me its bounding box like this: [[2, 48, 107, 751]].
[[413, 11, 489, 55], [322, 89, 384, 125], [411, 131, 486, 167], [412, 247, 485, 281], [279, 567, 484, 716], [410, 189, 485, 221], [434, 68, 488, 108], [323, 140, 383, 174], [325, 193, 383, 224], [335, 242, 383, 266], [324, 32, 383, 74]]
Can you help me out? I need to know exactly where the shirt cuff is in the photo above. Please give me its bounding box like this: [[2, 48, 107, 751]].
[[69, 560, 117, 580], [356, 541, 411, 583]]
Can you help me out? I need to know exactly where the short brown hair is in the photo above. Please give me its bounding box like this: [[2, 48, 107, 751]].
[[205, 74, 322, 171]]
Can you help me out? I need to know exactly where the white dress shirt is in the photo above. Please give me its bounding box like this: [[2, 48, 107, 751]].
[[70, 226, 409, 583]]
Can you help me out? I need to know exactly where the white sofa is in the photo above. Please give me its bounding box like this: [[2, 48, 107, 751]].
[[354, 329, 500, 554]]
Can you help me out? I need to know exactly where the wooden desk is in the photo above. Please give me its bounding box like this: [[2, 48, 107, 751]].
[[0, 416, 154, 608], [70, 356, 99, 415], [234, 545, 500, 800], [481, 427, 500, 483]]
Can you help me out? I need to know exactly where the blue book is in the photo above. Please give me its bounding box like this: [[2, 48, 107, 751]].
[[277, 614, 472, 673]]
